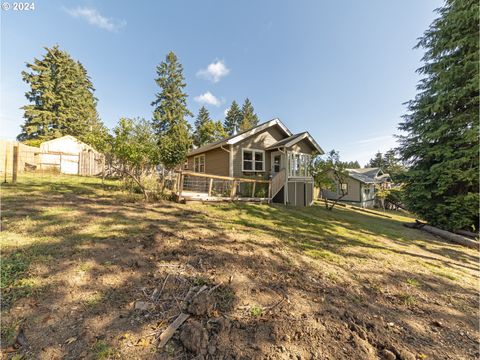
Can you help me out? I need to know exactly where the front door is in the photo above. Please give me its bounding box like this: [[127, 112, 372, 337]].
[[271, 151, 283, 174]]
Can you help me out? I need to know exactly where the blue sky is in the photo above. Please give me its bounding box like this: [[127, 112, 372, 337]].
[[1, 0, 442, 164]]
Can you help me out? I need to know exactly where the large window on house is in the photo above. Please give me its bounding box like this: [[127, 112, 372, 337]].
[[288, 153, 311, 177], [242, 149, 264, 172], [194, 154, 205, 173]]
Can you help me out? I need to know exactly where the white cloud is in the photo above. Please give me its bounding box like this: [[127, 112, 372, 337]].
[[194, 92, 221, 107], [64, 7, 126, 32], [196, 60, 230, 83], [354, 135, 393, 144], [223, 107, 230, 116]]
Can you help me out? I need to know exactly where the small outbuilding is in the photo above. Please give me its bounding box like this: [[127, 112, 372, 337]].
[[39, 135, 103, 175]]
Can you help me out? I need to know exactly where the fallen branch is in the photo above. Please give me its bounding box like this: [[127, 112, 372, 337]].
[[157, 284, 210, 348], [264, 297, 286, 312], [157, 313, 190, 348], [152, 273, 171, 302], [208, 283, 223, 294], [455, 229, 479, 240], [403, 221, 479, 249]]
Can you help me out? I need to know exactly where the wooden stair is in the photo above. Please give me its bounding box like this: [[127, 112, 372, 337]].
[[270, 168, 286, 200]]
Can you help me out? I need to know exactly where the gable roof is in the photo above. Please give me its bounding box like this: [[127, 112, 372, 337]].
[[266, 132, 324, 154], [346, 167, 390, 184], [188, 118, 292, 156], [40, 135, 97, 152]]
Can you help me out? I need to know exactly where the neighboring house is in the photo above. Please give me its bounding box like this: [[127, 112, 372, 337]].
[[39, 135, 102, 175], [185, 118, 324, 206], [322, 167, 391, 208]]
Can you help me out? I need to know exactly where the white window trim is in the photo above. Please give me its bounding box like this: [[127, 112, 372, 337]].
[[242, 148, 265, 172], [288, 151, 312, 178], [193, 154, 205, 173]]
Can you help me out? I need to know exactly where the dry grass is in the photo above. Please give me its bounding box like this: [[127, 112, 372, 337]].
[[1, 173, 478, 359]]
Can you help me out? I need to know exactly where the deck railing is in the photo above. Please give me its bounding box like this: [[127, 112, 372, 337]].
[[175, 171, 272, 202]]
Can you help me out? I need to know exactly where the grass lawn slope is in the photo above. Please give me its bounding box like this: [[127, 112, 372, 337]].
[[1, 174, 478, 359]]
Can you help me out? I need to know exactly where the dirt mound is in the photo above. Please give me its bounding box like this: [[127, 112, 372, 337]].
[[180, 320, 208, 356]]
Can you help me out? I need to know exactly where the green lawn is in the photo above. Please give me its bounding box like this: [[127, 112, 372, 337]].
[[1, 173, 478, 359]]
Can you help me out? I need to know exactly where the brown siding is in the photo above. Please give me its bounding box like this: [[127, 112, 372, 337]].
[[232, 125, 286, 178], [288, 138, 316, 154], [322, 177, 361, 202], [186, 147, 229, 176]]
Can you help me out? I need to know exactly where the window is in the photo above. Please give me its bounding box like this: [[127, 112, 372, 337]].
[[194, 155, 205, 173], [273, 155, 281, 173], [288, 153, 311, 177], [339, 182, 348, 195], [242, 149, 264, 172], [184, 161, 189, 170]]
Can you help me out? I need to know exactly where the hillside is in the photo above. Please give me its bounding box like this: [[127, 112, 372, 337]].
[[1, 174, 478, 359]]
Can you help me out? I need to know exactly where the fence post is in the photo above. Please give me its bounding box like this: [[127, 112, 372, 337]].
[[230, 179, 237, 199], [3, 144, 8, 183], [178, 173, 184, 201], [12, 145, 18, 184], [268, 180, 272, 202], [208, 178, 213, 197], [102, 155, 106, 186], [251, 182, 256, 198]]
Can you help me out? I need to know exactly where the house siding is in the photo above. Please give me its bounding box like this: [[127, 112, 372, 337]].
[[186, 147, 229, 176], [322, 177, 361, 202], [231, 125, 286, 178], [288, 138, 316, 154]]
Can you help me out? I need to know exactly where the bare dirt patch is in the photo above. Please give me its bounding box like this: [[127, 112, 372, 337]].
[[1, 175, 478, 359]]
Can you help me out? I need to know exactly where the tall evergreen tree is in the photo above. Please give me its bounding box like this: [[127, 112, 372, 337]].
[[18, 46, 106, 147], [193, 106, 227, 147], [239, 98, 259, 131], [151, 52, 193, 169], [223, 100, 242, 135], [398, 0, 479, 231], [367, 152, 385, 169]]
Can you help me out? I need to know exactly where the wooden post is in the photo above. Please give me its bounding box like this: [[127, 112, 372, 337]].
[[268, 180, 272, 202], [208, 178, 213, 197], [12, 145, 18, 184], [230, 179, 237, 199], [3, 144, 9, 183], [178, 173, 184, 201], [102, 154, 106, 187], [251, 182, 256, 198]]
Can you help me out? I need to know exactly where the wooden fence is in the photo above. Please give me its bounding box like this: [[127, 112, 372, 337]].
[[0, 140, 105, 183]]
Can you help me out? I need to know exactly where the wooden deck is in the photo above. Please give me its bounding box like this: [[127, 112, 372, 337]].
[[175, 171, 276, 203], [181, 190, 270, 203]]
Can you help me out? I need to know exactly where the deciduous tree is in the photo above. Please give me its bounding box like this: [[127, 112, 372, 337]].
[[310, 150, 349, 210]]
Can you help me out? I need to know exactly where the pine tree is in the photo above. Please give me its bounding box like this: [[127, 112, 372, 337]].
[[367, 152, 386, 169], [193, 106, 227, 147], [239, 98, 259, 131], [398, 0, 479, 231], [151, 52, 193, 169], [18, 46, 106, 147], [223, 100, 242, 135]]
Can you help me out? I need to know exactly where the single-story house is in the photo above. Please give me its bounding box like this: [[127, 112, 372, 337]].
[[185, 118, 324, 206], [322, 167, 391, 208]]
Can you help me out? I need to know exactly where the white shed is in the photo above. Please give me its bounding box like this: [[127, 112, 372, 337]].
[[39, 136, 102, 175]]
